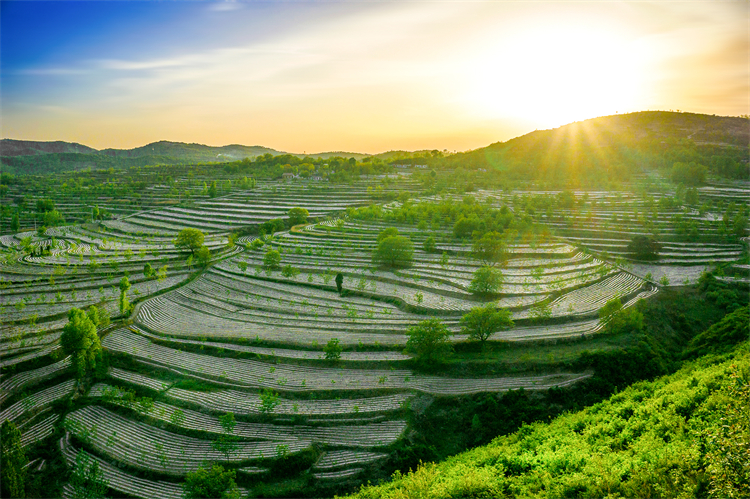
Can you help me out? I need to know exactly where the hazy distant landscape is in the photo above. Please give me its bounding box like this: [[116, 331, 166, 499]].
[[1, 1, 748, 498]]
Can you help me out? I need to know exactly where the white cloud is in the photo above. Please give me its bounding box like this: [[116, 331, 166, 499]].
[[208, 1, 243, 13]]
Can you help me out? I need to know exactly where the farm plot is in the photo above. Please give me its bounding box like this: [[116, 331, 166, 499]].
[[64, 405, 313, 475], [103, 328, 590, 396], [0, 378, 75, 424], [88, 384, 407, 447], [515, 272, 647, 319], [59, 435, 189, 499]]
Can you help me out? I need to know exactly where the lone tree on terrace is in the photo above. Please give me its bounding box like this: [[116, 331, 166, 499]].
[[471, 231, 508, 266], [373, 235, 414, 268], [627, 235, 661, 260], [263, 249, 281, 270], [468, 266, 504, 296], [288, 207, 309, 226], [461, 304, 514, 349], [61, 308, 103, 379], [406, 318, 452, 366], [174, 228, 205, 256]]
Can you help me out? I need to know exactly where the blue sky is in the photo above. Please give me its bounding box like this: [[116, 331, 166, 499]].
[[2, 1, 747, 153]]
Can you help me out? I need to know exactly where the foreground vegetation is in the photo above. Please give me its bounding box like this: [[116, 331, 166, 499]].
[[347, 321, 749, 499]]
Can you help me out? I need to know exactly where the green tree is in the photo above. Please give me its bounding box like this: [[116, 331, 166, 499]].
[[671, 162, 707, 186], [1, 420, 26, 498], [288, 207, 309, 226], [406, 318, 453, 365], [598, 298, 623, 320], [196, 246, 211, 266], [219, 413, 236, 434], [335, 273, 344, 293], [144, 263, 154, 278], [281, 264, 299, 278], [460, 304, 514, 348], [43, 209, 65, 227], [174, 228, 205, 256], [423, 236, 436, 253], [259, 389, 280, 414], [87, 304, 110, 329], [377, 227, 400, 242], [324, 338, 342, 362], [10, 213, 19, 232], [468, 266, 504, 295], [68, 452, 109, 499], [373, 235, 414, 268], [627, 235, 661, 260], [118, 276, 131, 315], [471, 231, 507, 266], [603, 306, 645, 335], [61, 308, 102, 378], [182, 464, 240, 499], [263, 249, 281, 270]]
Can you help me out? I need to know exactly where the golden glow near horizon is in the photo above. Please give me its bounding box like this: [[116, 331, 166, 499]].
[[1, 1, 747, 153]]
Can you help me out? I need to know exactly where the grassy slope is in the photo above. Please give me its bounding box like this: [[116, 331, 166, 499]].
[[346, 313, 749, 499]]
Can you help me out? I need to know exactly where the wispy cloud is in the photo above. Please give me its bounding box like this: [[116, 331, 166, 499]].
[[208, 1, 243, 13]]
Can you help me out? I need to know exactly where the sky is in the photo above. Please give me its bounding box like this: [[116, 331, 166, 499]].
[[1, 1, 748, 154]]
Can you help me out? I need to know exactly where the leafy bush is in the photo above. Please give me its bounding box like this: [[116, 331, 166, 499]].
[[281, 264, 299, 278], [406, 318, 452, 366], [468, 266, 503, 295], [373, 236, 414, 268], [182, 464, 240, 499], [263, 249, 281, 270], [460, 305, 513, 347], [324, 338, 342, 362]]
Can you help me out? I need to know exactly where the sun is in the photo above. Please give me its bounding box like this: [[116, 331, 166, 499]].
[[463, 23, 646, 128]]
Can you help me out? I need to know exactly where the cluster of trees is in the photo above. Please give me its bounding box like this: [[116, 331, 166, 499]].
[[406, 305, 513, 366]]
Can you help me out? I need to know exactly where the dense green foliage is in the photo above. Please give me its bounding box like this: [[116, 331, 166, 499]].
[[372, 235, 414, 268], [288, 207, 309, 226], [349, 347, 749, 499], [182, 464, 240, 499], [627, 235, 661, 260], [324, 338, 343, 362], [405, 318, 453, 366], [460, 305, 514, 347], [1, 420, 27, 498], [174, 228, 205, 255], [263, 249, 282, 270], [471, 231, 508, 266], [68, 452, 109, 499], [468, 266, 504, 295], [683, 305, 749, 359], [386, 283, 749, 472], [61, 308, 103, 378]]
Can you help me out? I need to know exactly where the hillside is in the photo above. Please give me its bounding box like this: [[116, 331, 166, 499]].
[[0, 139, 98, 157], [0, 139, 370, 175], [437, 111, 750, 186], [347, 326, 749, 498]]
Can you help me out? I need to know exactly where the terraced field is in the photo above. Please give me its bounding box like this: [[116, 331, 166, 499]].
[[2, 178, 745, 498]]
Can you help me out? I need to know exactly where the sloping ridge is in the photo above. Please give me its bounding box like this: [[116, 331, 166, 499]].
[[0, 139, 98, 157]]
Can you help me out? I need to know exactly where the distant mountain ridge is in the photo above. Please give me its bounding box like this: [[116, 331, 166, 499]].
[[0, 139, 99, 157], [3, 111, 747, 176], [0, 139, 286, 160]]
